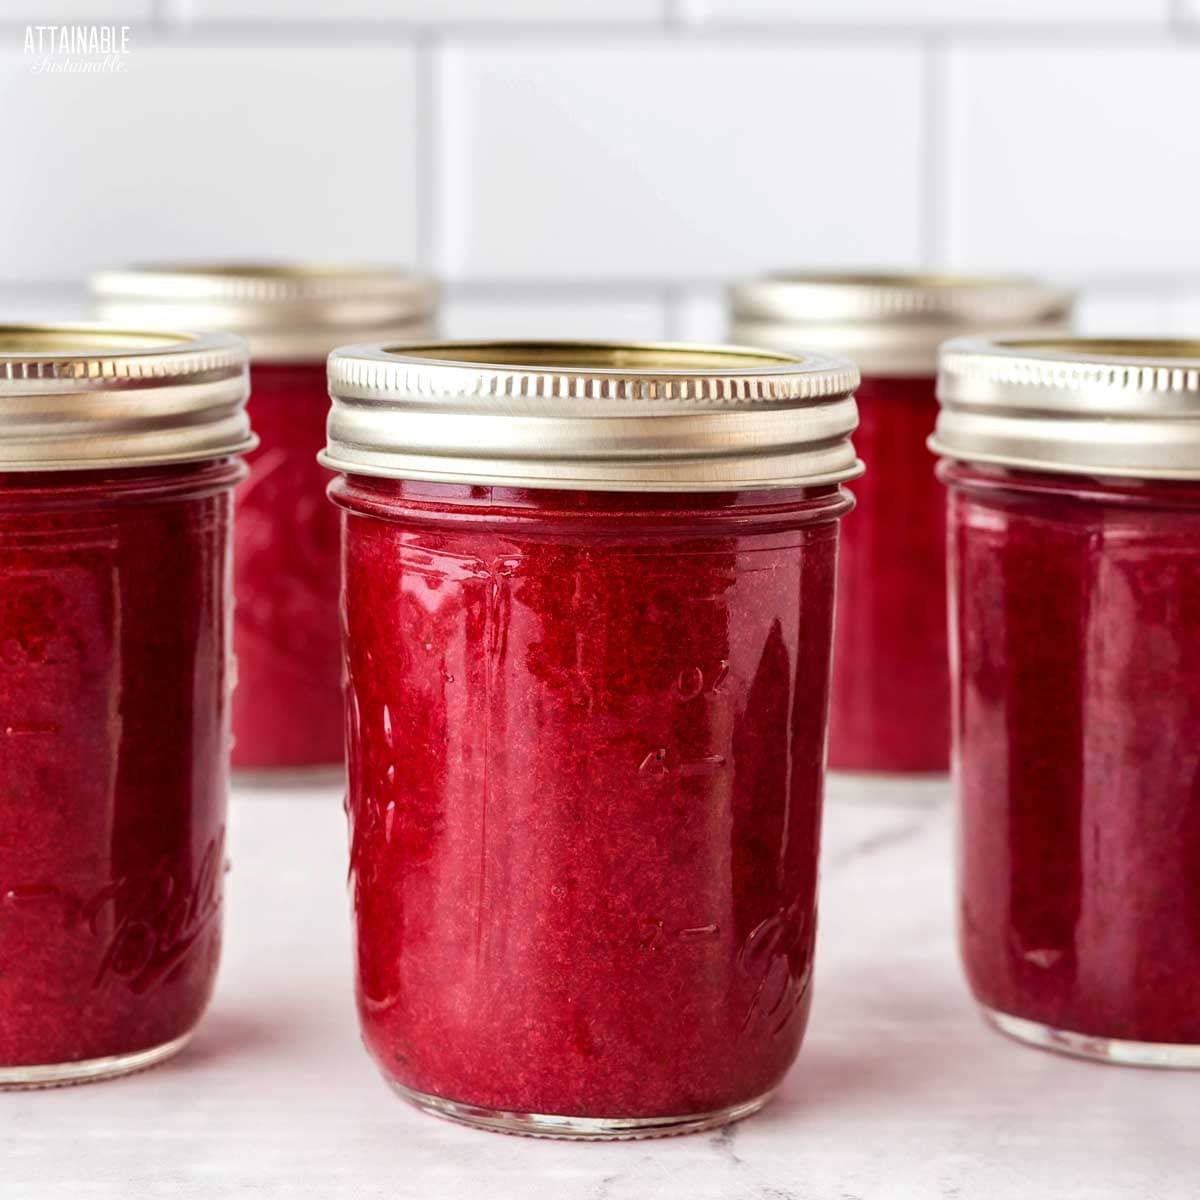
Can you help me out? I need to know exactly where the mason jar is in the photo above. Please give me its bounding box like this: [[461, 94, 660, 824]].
[[323, 341, 861, 1137], [731, 275, 1073, 774], [92, 265, 437, 780], [933, 337, 1200, 1067], [0, 324, 252, 1086]]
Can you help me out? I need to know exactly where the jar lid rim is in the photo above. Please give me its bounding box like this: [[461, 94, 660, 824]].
[[333, 338, 852, 382], [932, 335, 1200, 480], [730, 272, 1073, 319], [730, 274, 1074, 376], [0, 321, 242, 369], [944, 334, 1200, 374], [0, 322, 254, 471], [90, 264, 438, 363], [323, 339, 863, 492], [93, 262, 434, 299]]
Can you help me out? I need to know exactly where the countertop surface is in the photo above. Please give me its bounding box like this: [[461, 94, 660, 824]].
[[3, 775, 1193, 1199]]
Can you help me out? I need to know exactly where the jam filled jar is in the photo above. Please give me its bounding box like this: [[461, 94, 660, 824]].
[[731, 275, 1073, 774], [0, 324, 252, 1086], [92, 266, 437, 779], [933, 337, 1200, 1067], [323, 341, 861, 1137]]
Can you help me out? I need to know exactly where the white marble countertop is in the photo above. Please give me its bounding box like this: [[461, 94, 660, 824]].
[[3, 775, 1193, 1199]]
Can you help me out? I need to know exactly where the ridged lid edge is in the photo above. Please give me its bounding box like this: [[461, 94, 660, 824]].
[[730, 274, 1075, 377], [931, 336, 1200, 480], [91, 265, 438, 363], [0, 323, 254, 471], [323, 340, 863, 492]]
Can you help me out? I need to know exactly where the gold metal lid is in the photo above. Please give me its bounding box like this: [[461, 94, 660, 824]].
[[0, 323, 253, 472], [91, 264, 437, 363], [730, 273, 1074, 376], [932, 337, 1200, 480], [323, 340, 862, 492]]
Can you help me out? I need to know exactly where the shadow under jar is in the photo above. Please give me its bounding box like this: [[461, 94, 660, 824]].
[[91, 265, 437, 781], [933, 337, 1200, 1068], [731, 275, 1073, 775], [322, 341, 862, 1137], [0, 324, 253, 1087]]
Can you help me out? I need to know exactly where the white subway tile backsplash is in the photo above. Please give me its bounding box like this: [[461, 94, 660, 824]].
[[438, 42, 923, 284], [1166, 290, 1200, 332], [687, 0, 1166, 26], [0, 46, 419, 283], [1076, 289, 1200, 337], [673, 288, 727, 344], [1074, 292, 1176, 336], [6, 10, 1200, 334], [944, 47, 1200, 276], [0, 285, 87, 325], [442, 291, 667, 340], [186, 0, 663, 24]]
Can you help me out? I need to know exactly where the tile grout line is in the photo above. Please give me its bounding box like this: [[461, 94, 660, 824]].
[[918, 33, 949, 270], [155, 0, 190, 32], [414, 29, 439, 276], [427, 34, 458, 284], [663, 0, 695, 30]]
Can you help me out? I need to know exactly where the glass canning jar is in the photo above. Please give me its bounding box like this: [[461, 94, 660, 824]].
[[731, 275, 1073, 775], [0, 324, 252, 1086], [92, 266, 437, 780], [322, 341, 861, 1137], [933, 337, 1200, 1067]]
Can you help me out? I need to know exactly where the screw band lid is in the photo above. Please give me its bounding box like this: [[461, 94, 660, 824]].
[[731, 273, 1074, 377], [0, 323, 253, 472], [932, 337, 1200, 480], [323, 339, 862, 492], [92, 264, 437, 363]]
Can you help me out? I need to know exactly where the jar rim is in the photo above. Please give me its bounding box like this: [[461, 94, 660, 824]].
[[0, 321, 254, 472], [374, 340, 800, 372], [90, 263, 437, 363], [730, 272, 1074, 377], [0, 325, 195, 354], [742, 269, 1053, 290], [980, 335, 1200, 363], [931, 335, 1200, 481], [322, 339, 863, 493]]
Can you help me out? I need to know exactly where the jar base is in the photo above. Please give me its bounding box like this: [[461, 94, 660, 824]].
[[982, 1006, 1200, 1069], [388, 1080, 775, 1140], [232, 763, 344, 789], [0, 1030, 194, 1090]]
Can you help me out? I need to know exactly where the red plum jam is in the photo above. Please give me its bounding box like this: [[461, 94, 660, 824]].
[[0, 326, 251, 1086], [731, 275, 1073, 775], [828, 374, 947, 772], [935, 337, 1200, 1067], [91, 266, 437, 777], [323, 341, 862, 1136], [232, 362, 342, 771]]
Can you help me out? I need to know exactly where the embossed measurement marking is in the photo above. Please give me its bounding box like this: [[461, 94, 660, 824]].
[[674, 661, 729, 701], [0, 833, 226, 993], [638, 748, 727, 779], [679, 924, 720, 940]]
